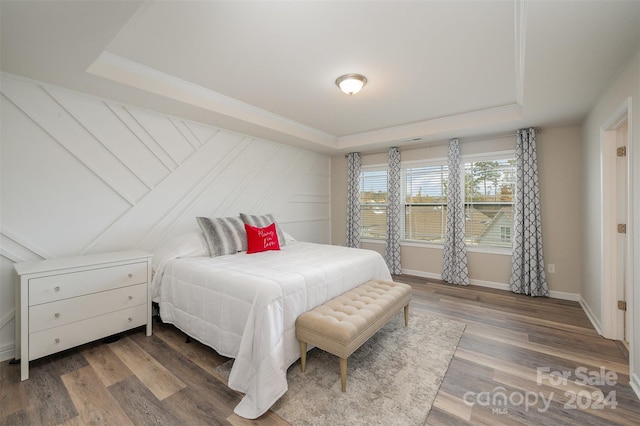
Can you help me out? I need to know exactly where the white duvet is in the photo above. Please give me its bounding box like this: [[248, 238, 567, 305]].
[[151, 241, 392, 419]]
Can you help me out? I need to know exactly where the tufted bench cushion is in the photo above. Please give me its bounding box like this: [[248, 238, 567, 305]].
[[295, 280, 412, 392]]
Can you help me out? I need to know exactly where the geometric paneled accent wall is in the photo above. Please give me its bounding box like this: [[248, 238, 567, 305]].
[[0, 74, 331, 360]]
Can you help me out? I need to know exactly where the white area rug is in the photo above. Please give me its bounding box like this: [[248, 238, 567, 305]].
[[217, 310, 465, 425]]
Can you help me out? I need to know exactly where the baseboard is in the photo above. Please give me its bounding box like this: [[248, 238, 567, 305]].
[[469, 278, 509, 291], [548, 290, 581, 302], [579, 296, 602, 335], [401, 269, 441, 281], [400, 269, 580, 301]]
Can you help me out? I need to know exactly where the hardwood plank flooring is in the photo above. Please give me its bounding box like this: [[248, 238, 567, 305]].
[[1, 277, 638, 425], [82, 342, 133, 387], [60, 366, 133, 426], [107, 337, 186, 400]]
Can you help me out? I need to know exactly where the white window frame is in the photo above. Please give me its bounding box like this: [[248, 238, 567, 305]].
[[398, 150, 516, 255], [400, 157, 448, 245], [462, 150, 516, 252], [359, 164, 388, 242]]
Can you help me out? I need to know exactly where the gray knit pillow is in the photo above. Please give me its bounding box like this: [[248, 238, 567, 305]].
[[196, 216, 248, 257], [239, 213, 286, 247]]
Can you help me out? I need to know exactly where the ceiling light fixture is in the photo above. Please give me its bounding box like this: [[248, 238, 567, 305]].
[[335, 73, 367, 95]]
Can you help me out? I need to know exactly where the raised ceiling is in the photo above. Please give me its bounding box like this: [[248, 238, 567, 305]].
[[1, 1, 639, 154]]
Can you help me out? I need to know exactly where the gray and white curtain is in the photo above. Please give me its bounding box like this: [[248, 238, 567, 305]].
[[510, 128, 549, 296], [385, 147, 401, 275], [442, 139, 469, 285], [346, 152, 361, 248]]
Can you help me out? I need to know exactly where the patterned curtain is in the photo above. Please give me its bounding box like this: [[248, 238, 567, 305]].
[[346, 152, 361, 248], [442, 139, 469, 285], [385, 147, 401, 275], [510, 129, 549, 296]]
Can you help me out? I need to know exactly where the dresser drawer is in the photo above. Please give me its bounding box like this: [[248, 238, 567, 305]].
[[28, 262, 147, 306], [29, 283, 147, 333], [29, 304, 147, 360]]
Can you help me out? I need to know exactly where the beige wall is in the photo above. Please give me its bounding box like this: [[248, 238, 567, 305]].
[[582, 48, 639, 395], [582, 49, 640, 324], [331, 126, 583, 296], [537, 126, 584, 295]]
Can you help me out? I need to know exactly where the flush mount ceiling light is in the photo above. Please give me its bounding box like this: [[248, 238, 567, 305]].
[[335, 73, 367, 95]]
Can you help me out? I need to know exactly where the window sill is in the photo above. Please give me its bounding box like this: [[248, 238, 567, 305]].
[[361, 238, 386, 245], [360, 238, 512, 256], [466, 245, 512, 256]]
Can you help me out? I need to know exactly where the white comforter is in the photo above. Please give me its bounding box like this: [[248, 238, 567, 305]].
[[151, 241, 392, 419]]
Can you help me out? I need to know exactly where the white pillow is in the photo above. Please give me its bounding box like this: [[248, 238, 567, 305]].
[[152, 231, 209, 271]]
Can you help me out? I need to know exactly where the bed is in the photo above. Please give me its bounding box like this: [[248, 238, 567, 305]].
[[150, 229, 392, 419]]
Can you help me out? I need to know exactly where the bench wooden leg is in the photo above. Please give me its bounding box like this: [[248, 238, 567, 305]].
[[340, 357, 347, 392], [299, 341, 307, 372], [404, 304, 409, 326]]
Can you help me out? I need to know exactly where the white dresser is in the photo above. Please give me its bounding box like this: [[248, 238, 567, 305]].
[[14, 250, 153, 381]]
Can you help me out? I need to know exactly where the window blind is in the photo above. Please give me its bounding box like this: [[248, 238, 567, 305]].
[[360, 169, 388, 239]]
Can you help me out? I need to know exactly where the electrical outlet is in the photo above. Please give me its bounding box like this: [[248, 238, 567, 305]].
[[548, 264, 556, 274]]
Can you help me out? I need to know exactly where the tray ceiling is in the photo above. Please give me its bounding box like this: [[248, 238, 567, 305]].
[[1, 1, 638, 153]]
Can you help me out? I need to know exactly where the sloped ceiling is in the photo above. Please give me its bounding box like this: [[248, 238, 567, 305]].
[[1, 0, 639, 154]]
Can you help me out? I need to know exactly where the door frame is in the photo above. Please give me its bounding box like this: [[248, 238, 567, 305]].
[[600, 97, 633, 341]]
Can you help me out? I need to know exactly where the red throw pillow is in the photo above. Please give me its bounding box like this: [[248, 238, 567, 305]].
[[245, 223, 281, 254]]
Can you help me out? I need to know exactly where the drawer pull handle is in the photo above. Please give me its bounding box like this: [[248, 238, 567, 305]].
[[54, 286, 60, 292], [54, 338, 60, 344], [128, 296, 133, 300], [128, 273, 133, 278], [54, 313, 60, 319], [128, 317, 133, 322]]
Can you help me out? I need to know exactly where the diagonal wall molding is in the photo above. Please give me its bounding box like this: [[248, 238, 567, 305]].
[[0, 310, 15, 330], [1, 229, 52, 261], [113, 103, 178, 171], [44, 86, 154, 192], [0, 74, 331, 359], [1, 90, 137, 206]]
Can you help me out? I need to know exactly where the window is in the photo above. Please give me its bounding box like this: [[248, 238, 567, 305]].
[[402, 153, 516, 248], [360, 168, 387, 239], [464, 157, 516, 248], [500, 226, 511, 242], [404, 164, 448, 242]]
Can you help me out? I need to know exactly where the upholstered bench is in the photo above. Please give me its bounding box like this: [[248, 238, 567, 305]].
[[295, 280, 412, 392]]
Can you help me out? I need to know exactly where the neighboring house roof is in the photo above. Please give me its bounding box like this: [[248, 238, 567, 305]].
[[362, 205, 512, 244], [475, 206, 514, 245], [404, 206, 491, 242]]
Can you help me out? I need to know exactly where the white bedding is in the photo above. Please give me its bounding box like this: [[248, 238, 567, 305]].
[[151, 241, 392, 419]]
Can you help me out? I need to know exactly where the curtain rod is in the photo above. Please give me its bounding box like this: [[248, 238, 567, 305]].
[[344, 128, 542, 156]]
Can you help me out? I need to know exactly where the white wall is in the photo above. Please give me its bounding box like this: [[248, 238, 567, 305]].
[[582, 48, 640, 398], [0, 74, 331, 361]]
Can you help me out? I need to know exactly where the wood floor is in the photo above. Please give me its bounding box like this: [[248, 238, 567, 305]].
[[1, 277, 639, 425]]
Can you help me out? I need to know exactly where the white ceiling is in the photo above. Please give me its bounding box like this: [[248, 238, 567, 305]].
[[1, 1, 639, 154]]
